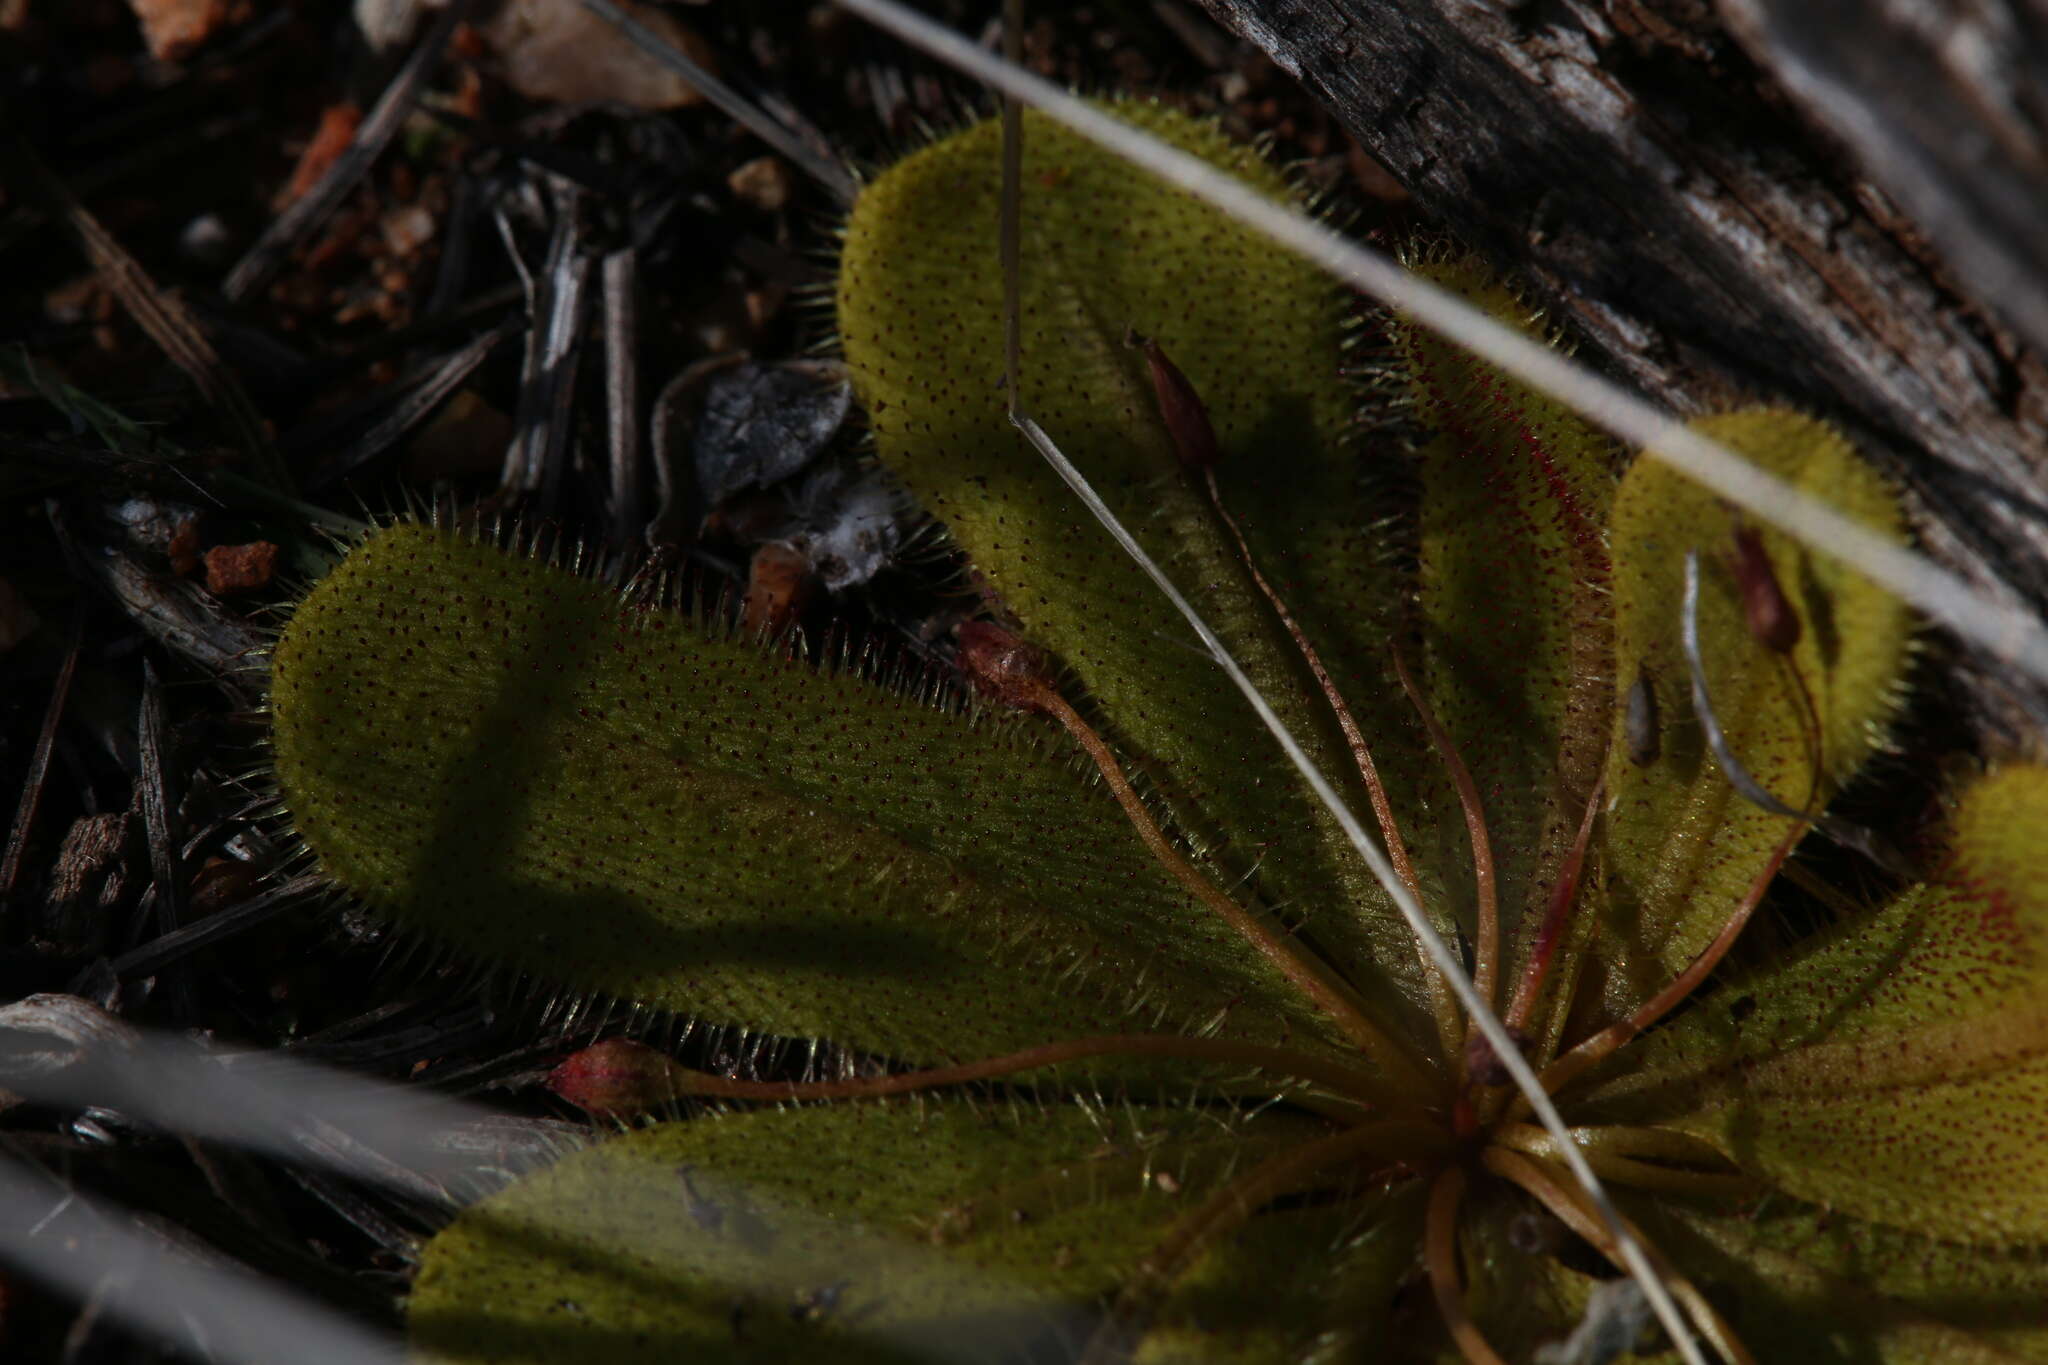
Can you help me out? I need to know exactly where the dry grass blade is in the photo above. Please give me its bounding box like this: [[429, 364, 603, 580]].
[[498, 185, 596, 507], [301, 320, 521, 491], [602, 247, 645, 546], [1000, 0, 1025, 416], [0, 617, 82, 911], [1, 1011, 484, 1199], [576, 0, 861, 205], [0, 1153, 406, 1365], [108, 873, 327, 980], [136, 661, 185, 938], [0, 134, 288, 490], [223, 0, 475, 304]]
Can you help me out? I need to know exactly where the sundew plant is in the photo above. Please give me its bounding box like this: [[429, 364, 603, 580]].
[[253, 67, 2048, 1365], [14, 5, 2048, 1365]]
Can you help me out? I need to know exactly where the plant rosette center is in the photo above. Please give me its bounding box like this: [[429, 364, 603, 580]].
[[269, 104, 2048, 1364]]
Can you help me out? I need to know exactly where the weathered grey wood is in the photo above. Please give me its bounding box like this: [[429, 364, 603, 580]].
[[1721, 0, 2048, 362], [1199, 0, 2048, 729]]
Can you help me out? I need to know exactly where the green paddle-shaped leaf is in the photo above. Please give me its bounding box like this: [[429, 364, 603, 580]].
[[1585, 764, 2048, 1244], [1592, 408, 1912, 1014], [272, 524, 1345, 1072], [840, 101, 1428, 1024], [408, 1100, 1348, 1365]]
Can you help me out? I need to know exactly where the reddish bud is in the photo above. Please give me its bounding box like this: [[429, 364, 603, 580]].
[[1128, 328, 1219, 471], [955, 621, 1054, 712], [546, 1038, 689, 1117], [1730, 523, 1801, 653]]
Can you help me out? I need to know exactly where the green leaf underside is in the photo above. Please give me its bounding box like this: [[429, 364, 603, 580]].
[[838, 101, 1434, 1031], [1594, 408, 1912, 1016], [407, 1100, 1407, 1365], [1584, 765, 2048, 1249], [1392, 260, 1623, 1040], [271, 524, 1345, 1072]]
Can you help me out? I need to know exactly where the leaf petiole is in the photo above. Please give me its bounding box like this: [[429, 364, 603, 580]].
[[1534, 826, 1801, 1101], [1031, 685, 1434, 1095]]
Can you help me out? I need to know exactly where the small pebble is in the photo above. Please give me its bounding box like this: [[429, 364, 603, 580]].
[[203, 541, 280, 597], [728, 156, 794, 213]]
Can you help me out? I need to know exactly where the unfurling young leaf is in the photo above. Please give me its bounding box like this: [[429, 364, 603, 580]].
[[262, 97, 2048, 1364]]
